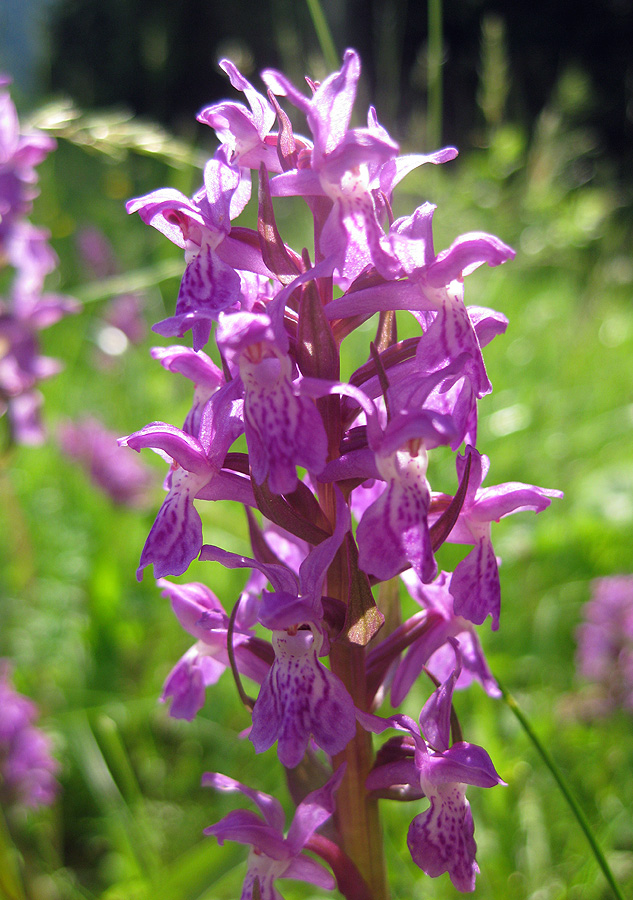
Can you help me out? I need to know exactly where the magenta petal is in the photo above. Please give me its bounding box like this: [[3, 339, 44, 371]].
[[282, 855, 335, 890], [161, 650, 224, 720], [137, 475, 204, 579], [407, 787, 479, 892], [365, 758, 421, 794], [297, 487, 350, 601], [158, 579, 225, 641], [425, 231, 515, 287], [468, 306, 508, 348], [250, 631, 356, 767], [205, 811, 290, 860], [390, 621, 448, 707], [195, 470, 255, 507], [418, 640, 461, 752], [203, 772, 286, 832], [431, 742, 505, 788], [150, 344, 224, 388], [126, 187, 197, 247], [199, 544, 299, 595], [245, 383, 328, 494], [357, 480, 436, 583], [474, 483, 563, 522], [450, 535, 500, 629], [285, 764, 345, 853], [121, 422, 211, 475]]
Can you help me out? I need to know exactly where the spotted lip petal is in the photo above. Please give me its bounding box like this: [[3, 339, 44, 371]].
[[250, 621, 356, 767]]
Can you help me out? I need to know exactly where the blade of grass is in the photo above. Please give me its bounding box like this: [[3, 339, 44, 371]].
[[66, 712, 154, 880], [0, 806, 26, 900], [427, 0, 443, 148], [497, 679, 625, 900], [73, 258, 183, 304], [305, 0, 339, 72]]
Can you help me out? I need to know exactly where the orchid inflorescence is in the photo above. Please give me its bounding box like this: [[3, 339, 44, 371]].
[[0, 77, 79, 445], [0, 660, 59, 810], [124, 49, 561, 898]]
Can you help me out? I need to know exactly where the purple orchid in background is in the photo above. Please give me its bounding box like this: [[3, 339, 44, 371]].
[[0, 81, 78, 444], [122, 47, 562, 898], [57, 416, 155, 507], [576, 575, 633, 712], [0, 661, 59, 809], [203, 766, 345, 900], [0, 79, 55, 247], [76, 226, 147, 350]]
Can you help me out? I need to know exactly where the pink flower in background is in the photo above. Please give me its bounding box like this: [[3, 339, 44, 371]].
[[576, 575, 633, 712], [58, 417, 156, 507], [0, 78, 79, 443], [0, 661, 59, 809]]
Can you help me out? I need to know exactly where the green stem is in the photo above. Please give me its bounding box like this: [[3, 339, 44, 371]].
[[427, 0, 443, 148], [498, 680, 625, 900], [305, 0, 339, 72]]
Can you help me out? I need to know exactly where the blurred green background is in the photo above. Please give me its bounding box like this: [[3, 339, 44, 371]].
[[1, 2, 633, 899]]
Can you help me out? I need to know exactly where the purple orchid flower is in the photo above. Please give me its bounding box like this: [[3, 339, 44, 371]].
[[201, 489, 357, 765], [216, 310, 328, 494], [360, 644, 504, 892], [150, 344, 224, 437], [390, 570, 500, 704], [262, 49, 402, 287], [158, 576, 271, 720], [440, 446, 563, 629], [120, 381, 250, 579], [1, 223, 79, 443], [368, 115, 458, 222], [355, 418, 448, 584], [326, 210, 514, 404], [0, 80, 56, 246], [321, 401, 456, 584], [576, 575, 633, 712], [198, 59, 283, 173], [250, 591, 356, 767], [203, 765, 345, 900], [127, 156, 266, 350]]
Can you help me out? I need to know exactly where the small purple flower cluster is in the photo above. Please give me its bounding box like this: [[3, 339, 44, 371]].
[[0, 661, 59, 809], [0, 77, 79, 444], [124, 50, 561, 897], [576, 575, 633, 713], [57, 416, 155, 507]]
